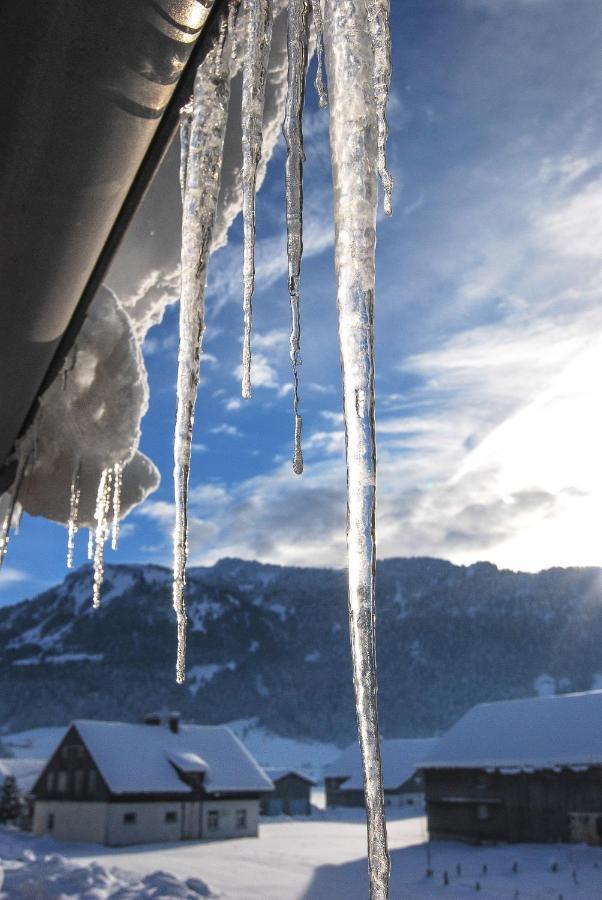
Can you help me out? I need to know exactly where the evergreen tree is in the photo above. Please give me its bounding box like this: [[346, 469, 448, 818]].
[[0, 774, 22, 823]]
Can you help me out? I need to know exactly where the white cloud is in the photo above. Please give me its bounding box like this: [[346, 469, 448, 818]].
[[209, 424, 242, 437], [0, 567, 28, 585]]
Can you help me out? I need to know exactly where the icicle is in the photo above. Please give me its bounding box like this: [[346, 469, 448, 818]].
[[11, 503, 23, 536], [241, 0, 274, 399], [0, 497, 13, 571], [284, 0, 310, 475], [173, 4, 238, 684], [179, 101, 193, 203], [111, 462, 123, 551], [92, 467, 113, 608], [66, 463, 81, 569], [0, 454, 28, 571], [87, 528, 94, 561], [323, 1, 389, 898], [364, 0, 393, 216], [310, 0, 327, 107]]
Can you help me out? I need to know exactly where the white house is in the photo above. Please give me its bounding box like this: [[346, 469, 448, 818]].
[[325, 737, 439, 809], [31, 713, 274, 845]]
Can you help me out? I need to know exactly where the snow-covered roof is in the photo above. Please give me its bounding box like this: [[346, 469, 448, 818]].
[[264, 767, 315, 785], [421, 690, 602, 770], [68, 721, 274, 796], [0, 758, 46, 794], [167, 750, 208, 774], [325, 739, 439, 791]]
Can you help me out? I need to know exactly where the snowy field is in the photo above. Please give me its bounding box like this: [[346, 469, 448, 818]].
[[2, 814, 602, 899]]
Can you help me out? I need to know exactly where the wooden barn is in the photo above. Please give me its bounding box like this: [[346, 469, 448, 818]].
[[31, 714, 274, 845], [325, 738, 438, 809], [260, 768, 314, 816], [421, 690, 602, 845]]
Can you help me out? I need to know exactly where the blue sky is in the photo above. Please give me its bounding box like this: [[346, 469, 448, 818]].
[[4, 0, 602, 604]]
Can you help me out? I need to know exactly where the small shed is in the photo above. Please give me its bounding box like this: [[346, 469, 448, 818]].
[[421, 690, 602, 844], [325, 738, 438, 809], [261, 768, 314, 816]]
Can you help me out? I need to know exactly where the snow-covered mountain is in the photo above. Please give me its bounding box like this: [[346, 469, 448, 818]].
[[1, 557, 601, 743]]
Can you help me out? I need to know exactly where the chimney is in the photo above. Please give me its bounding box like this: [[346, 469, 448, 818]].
[[168, 712, 180, 734]]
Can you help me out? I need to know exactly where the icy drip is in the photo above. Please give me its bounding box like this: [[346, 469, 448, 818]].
[[241, 0, 274, 399], [310, 0, 327, 107], [284, 0, 310, 475], [87, 528, 94, 561], [92, 467, 113, 608], [66, 464, 81, 569], [365, 0, 393, 216], [111, 462, 123, 551], [0, 454, 28, 570], [323, 1, 389, 898], [173, 6, 236, 684]]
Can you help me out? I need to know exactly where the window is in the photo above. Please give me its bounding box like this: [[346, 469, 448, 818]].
[[165, 811, 178, 823], [60, 746, 68, 760], [477, 804, 490, 821], [123, 812, 137, 824], [57, 771, 68, 792], [74, 771, 84, 795], [47, 813, 54, 831], [46, 771, 55, 792], [87, 770, 97, 794], [235, 809, 247, 829], [207, 810, 219, 831]]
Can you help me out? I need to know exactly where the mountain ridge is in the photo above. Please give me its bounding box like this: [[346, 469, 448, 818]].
[[1, 556, 601, 743]]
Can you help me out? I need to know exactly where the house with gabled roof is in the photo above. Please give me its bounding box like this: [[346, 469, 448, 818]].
[[261, 767, 315, 816], [31, 713, 274, 845], [421, 690, 602, 844], [325, 738, 439, 809]]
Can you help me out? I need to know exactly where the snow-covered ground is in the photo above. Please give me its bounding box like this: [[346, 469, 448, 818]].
[[1, 726, 64, 760], [2, 815, 602, 899]]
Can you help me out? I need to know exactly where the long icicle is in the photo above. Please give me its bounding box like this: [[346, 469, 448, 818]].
[[111, 462, 123, 551], [241, 0, 273, 399], [364, 0, 393, 216], [173, 3, 237, 685], [284, 0, 310, 476], [323, 1, 389, 897], [310, 0, 327, 107], [92, 467, 113, 608], [66, 462, 81, 569]]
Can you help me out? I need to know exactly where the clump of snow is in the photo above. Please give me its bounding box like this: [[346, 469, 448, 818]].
[[14, 287, 159, 531], [0, 838, 213, 899]]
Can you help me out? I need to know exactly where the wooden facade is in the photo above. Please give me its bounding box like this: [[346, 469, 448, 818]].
[[424, 765, 602, 844]]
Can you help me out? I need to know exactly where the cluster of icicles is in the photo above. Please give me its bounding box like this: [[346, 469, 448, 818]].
[[0, 456, 124, 607], [174, 0, 392, 897], [0, 0, 393, 896]]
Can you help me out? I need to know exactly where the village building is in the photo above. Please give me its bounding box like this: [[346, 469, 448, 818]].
[[325, 738, 438, 809], [260, 768, 314, 816], [31, 714, 274, 845], [421, 690, 602, 845]]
